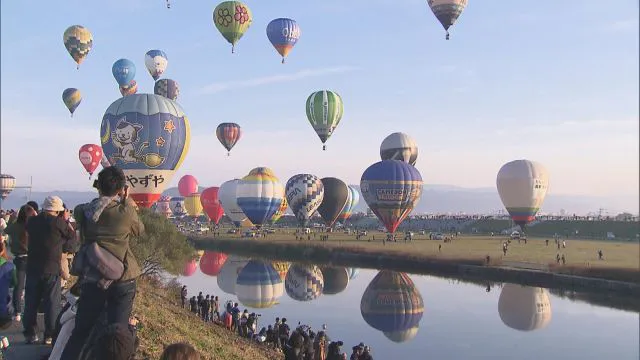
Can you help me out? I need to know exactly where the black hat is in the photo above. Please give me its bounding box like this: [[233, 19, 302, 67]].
[[26, 201, 39, 212]]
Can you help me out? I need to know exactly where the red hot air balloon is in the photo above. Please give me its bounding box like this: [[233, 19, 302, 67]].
[[79, 144, 103, 178], [183, 259, 198, 276], [200, 251, 228, 276], [178, 175, 198, 197], [216, 123, 242, 156], [201, 187, 225, 224]]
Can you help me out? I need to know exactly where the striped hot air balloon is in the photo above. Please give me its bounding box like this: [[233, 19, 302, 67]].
[[306, 91, 344, 150], [235, 260, 284, 309], [216, 123, 242, 156], [236, 167, 284, 228], [337, 185, 360, 223], [0, 175, 16, 200], [427, 0, 468, 40]]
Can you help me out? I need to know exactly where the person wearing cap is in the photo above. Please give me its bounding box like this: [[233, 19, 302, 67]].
[[22, 195, 77, 345], [61, 166, 144, 360]]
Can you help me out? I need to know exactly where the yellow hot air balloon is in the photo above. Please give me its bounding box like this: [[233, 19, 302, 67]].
[[184, 193, 203, 217], [63, 25, 93, 69]]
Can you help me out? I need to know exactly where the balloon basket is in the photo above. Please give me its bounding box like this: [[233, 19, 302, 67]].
[[281, 58, 285, 64], [231, 46, 235, 54], [76, 65, 80, 70], [227, 152, 230, 157], [322, 145, 326, 151], [446, 32, 450, 40]]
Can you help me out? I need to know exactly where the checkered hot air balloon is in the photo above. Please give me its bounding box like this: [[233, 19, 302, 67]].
[[63, 25, 93, 69], [285, 264, 324, 302], [62, 88, 82, 117], [285, 174, 324, 227], [154, 79, 180, 101]]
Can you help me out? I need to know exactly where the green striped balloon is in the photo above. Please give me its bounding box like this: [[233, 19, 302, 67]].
[[305, 90, 344, 150]]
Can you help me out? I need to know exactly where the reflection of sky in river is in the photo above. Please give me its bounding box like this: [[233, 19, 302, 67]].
[[178, 268, 639, 360]]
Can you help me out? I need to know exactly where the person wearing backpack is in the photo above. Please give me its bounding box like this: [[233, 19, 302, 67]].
[[61, 166, 144, 359]]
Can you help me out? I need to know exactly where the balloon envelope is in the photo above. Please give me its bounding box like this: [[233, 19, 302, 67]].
[[154, 79, 180, 101], [427, 0, 468, 38], [201, 187, 225, 224], [100, 94, 190, 208], [266, 18, 301, 62], [155, 196, 173, 218], [271, 261, 291, 281], [269, 197, 288, 225], [112, 59, 136, 87], [498, 284, 552, 331], [285, 174, 324, 227], [219, 179, 248, 227], [216, 122, 242, 154], [318, 177, 349, 227], [63, 25, 93, 67], [285, 264, 324, 302], [184, 193, 203, 217], [360, 160, 423, 233], [178, 175, 199, 197], [213, 1, 253, 52], [306, 91, 344, 149], [182, 259, 198, 276], [62, 88, 82, 115], [78, 144, 103, 176], [380, 132, 418, 166], [199, 251, 228, 276], [0, 174, 16, 200], [320, 267, 350, 295], [119, 80, 138, 97], [236, 260, 284, 308], [496, 160, 549, 228], [237, 167, 284, 227], [170, 196, 185, 216], [217, 255, 249, 295], [145, 50, 168, 81], [337, 185, 360, 223]]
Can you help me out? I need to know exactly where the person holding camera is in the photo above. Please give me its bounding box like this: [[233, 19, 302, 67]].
[[61, 166, 144, 359], [22, 195, 77, 345]]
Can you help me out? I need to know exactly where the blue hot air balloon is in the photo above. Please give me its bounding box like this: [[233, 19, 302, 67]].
[[236, 167, 284, 227], [112, 59, 137, 87], [266, 18, 300, 64], [235, 260, 284, 309], [361, 160, 423, 234], [100, 94, 190, 208], [145, 49, 168, 81]]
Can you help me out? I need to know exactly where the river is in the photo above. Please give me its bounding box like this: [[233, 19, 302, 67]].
[[177, 253, 639, 360]]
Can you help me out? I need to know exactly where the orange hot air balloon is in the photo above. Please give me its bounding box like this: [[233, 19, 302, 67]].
[[200, 251, 228, 276]]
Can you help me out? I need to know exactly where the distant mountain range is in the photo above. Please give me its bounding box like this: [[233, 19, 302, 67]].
[[1, 184, 636, 215]]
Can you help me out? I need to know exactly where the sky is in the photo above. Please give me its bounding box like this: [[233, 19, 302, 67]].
[[1, 0, 638, 198]]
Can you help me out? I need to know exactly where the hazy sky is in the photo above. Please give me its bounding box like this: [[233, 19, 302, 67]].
[[1, 0, 638, 196]]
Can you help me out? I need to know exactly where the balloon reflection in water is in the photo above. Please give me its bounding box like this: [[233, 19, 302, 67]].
[[360, 271, 424, 343], [217, 255, 249, 295], [285, 264, 324, 302], [235, 260, 284, 309], [498, 284, 552, 332], [320, 267, 350, 295]]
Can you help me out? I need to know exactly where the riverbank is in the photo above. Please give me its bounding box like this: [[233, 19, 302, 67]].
[[190, 235, 640, 297], [134, 278, 281, 360]]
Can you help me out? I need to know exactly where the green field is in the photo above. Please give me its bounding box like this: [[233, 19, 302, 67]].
[[207, 229, 640, 274]]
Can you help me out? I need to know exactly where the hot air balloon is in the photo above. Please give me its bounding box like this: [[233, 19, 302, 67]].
[[182, 259, 198, 276], [237, 167, 284, 228], [199, 251, 228, 276], [380, 132, 418, 166], [170, 196, 186, 216], [266, 18, 301, 64], [427, 0, 468, 40], [119, 80, 138, 97], [361, 160, 423, 234], [285, 174, 324, 227], [269, 197, 288, 225], [318, 177, 349, 228], [145, 50, 168, 81], [178, 175, 199, 197], [271, 261, 291, 281], [320, 267, 350, 295], [236, 260, 284, 308], [154, 79, 180, 101], [100, 94, 190, 208], [213, 1, 253, 53], [63, 25, 93, 69], [219, 179, 248, 227], [0, 175, 16, 200], [337, 185, 360, 223], [78, 144, 103, 178], [216, 123, 242, 156], [361, 271, 424, 342], [184, 193, 203, 217], [306, 91, 344, 150], [62, 88, 82, 117], [498, 284, 552, 332], [155, 196, 173, 218], [112, 59, 136, 87], [217, 255, 249, 295], [496, 160, 549, 230], [285, 264, 324, 302], [201, 187, 225, 224]]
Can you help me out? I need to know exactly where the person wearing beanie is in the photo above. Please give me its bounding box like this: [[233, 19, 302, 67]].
[[23, 195, 76, 345]]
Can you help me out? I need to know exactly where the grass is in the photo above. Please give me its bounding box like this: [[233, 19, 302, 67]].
[[197, 229, 639, 282], [133, 278, 281, 360]]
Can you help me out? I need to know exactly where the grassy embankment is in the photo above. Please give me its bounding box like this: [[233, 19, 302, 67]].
[[133, 278, 280, 360], [193, 230, 640, 283]]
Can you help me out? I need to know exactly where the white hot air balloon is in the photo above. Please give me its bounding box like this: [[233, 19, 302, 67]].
[[219, 179, 249, 227], [498, 284, 552, 332], [217, 255, 249, 295], [496, 160, 549, 230], [380, 132, 418, 166], [0, 174, 16, 200]]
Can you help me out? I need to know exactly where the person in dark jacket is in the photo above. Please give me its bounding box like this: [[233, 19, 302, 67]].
[[4, 204, 37, 321], [0, 241, 16, 330], [180, 286, 188, 309], [22, 196, 76, 345], [61, 166, 144, 359]]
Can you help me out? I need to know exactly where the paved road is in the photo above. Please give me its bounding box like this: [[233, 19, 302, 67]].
[[1, 314, 51, 360]]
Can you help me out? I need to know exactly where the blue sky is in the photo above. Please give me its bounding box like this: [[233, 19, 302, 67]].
[[1, 0, 638, 197]]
